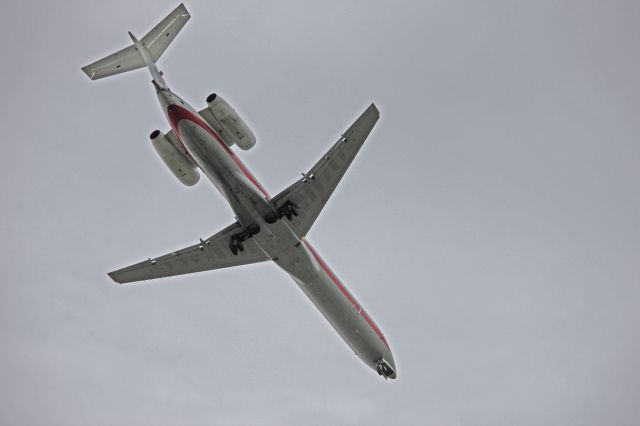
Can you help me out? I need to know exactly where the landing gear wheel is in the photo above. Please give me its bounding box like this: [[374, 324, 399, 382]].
[[246, 223, 260, 236], [229, 238, 244, 255], [286, 202, 298, 218], [265, 211, 278, 224], [228, 223, 260, 255], [281, 202, 298, 221]]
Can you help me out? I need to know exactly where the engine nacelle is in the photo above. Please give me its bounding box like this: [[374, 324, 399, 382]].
[[205, 93, 256, 150], [150, 130, 200, 186]]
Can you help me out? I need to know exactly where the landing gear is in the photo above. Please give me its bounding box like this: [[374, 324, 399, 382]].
[[281, 201, 298, 220], [374, 358, 396, 380], [264, 201, 299, 223], [265, 211, 279, 224], [245, 223, 260, 235], [228, 223, 260, 256], [229, 238, 244, 256]]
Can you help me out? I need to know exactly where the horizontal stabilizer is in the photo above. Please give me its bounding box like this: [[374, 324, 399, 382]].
[[81, 3, 190, 80]]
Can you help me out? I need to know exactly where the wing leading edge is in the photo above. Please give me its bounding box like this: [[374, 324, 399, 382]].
[[108, 222, 269, 284], [272, 103, 380, 237]]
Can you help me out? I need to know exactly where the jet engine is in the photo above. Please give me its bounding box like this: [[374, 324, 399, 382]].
[[205, 93, 256, 150], [150, 130, 200, 186]]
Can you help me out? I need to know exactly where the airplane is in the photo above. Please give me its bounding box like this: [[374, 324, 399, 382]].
[[82, 3, 396, 379]]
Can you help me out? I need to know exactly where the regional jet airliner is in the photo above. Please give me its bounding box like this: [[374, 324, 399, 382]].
[[82, 3, 396, 379]]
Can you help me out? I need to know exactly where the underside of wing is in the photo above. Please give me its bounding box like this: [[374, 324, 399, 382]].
[[108, 222, 269, 284], [272, 103, 380, 237]]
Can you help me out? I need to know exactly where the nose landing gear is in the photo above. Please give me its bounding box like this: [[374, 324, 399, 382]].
[[374, 358, 396, 380]]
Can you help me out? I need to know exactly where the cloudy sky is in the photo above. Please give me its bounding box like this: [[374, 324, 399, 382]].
[[2, 0, 639, 425]]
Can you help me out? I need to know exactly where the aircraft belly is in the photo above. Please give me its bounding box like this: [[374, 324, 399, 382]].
[[178, 120, 269, 225], [178, 121, 230, 192], [273, 241, 395, 375]]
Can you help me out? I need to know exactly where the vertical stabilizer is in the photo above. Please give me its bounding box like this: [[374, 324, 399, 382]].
[[128, 31, 167, 88]]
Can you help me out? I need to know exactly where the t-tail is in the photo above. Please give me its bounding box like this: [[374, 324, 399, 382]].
[[81, 3, 189, 88]]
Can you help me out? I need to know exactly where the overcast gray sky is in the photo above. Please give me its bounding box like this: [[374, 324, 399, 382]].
[[1, 0, 639, 425]]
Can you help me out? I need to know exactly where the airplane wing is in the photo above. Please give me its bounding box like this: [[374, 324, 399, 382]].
[[271, 103, 380, 237], [108, 222, 269, 284]]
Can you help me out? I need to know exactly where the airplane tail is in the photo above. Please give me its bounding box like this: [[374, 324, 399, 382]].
[[81, 3, 190, 82]]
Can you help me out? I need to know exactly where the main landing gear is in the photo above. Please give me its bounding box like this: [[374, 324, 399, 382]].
[[229, 223, 260, 256], [229, 201, 298, 255], [264, 201, 299, 224]]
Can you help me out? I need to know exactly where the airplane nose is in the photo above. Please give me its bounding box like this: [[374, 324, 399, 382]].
[[384, 345, 398, 379], [387, 358, 397, 379], [374, 355, 397, 380]]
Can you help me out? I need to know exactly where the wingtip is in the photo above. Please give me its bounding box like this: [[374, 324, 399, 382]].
[[80, 65, 96, 80], [107, 272, 122, 284]]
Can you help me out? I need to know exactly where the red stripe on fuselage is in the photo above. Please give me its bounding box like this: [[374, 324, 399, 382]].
[[302, 239, 390, 350], [167, 104, 271, 200]]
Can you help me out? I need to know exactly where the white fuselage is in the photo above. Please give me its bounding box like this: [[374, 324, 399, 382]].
[[159, 89, 396, 377]]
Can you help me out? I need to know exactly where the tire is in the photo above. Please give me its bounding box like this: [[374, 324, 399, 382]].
[[265, 212, 278, 224], [247, 224, 260, 235]]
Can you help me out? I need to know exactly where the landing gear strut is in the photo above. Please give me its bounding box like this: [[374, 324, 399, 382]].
[[264, 201, 299, 223], [228, 223, 260, 256], [281, 201, 299, 220], [229, 238, 244, 256]]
